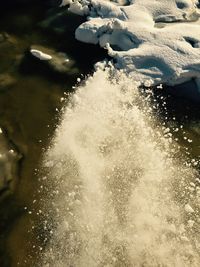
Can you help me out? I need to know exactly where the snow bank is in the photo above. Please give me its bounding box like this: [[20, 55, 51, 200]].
[[61, 0, 200, 88]]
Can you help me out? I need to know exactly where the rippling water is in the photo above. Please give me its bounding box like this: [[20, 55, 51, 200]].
[[42, 69, 200, 266]]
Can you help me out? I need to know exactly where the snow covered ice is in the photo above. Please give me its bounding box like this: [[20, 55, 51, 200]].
[[62, 0, 200, 89]]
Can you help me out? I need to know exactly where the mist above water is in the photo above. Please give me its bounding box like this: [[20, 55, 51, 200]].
[[42, 69, 200, 267]]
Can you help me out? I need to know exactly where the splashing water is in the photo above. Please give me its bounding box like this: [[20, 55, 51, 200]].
[[41, 69, 200, 266]]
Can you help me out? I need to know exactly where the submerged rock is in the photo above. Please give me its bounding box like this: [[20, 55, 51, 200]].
[[39, 7, 85, 35], [29, 44, 78, 75], [0, 128, 22, 197]]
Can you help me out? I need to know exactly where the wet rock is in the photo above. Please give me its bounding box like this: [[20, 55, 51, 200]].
[[29, 44, 78, 75], [0, 128, 22, 196]]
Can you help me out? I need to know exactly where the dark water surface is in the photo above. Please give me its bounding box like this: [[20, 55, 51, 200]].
[[0, 2, 199, 267], [0, 3, 107, 267]]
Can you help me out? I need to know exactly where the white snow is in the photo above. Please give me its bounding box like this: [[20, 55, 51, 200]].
[[30, 49, 52, 61], [62, 0, 200, 88], [184, 203, 195, 213]]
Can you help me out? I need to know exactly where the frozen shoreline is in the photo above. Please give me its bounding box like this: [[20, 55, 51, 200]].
[[61, 0, 200, 97]]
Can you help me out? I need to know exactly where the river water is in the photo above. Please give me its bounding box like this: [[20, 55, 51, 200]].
[[0, 3, 107, 267], [0, 3, 200, 267]]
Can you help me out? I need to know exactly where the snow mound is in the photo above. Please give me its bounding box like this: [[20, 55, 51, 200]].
[[61, 0, 200, 88]]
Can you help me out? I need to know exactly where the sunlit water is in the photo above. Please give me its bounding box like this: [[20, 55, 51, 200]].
[[41, 69, 200, 267]]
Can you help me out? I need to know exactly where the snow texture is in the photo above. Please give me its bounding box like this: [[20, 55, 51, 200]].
[[61, 0, 200, 88]]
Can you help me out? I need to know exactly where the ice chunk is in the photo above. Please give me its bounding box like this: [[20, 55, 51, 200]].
[[30, 49, 52, 61]]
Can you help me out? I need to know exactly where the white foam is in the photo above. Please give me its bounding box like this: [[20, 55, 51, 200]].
[[42, 69, 200, 266]]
